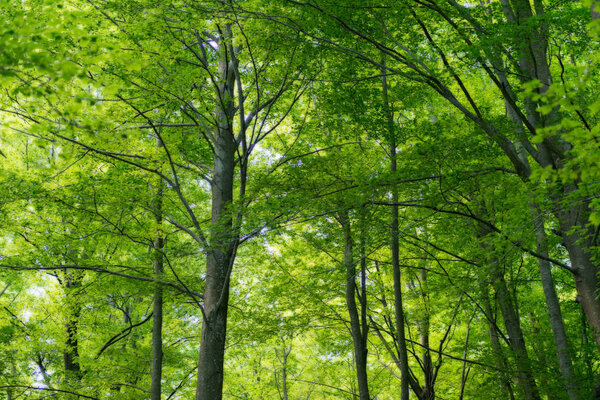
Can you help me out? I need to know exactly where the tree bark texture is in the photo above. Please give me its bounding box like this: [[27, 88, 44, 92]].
[[499, 0, 600, 348], [420, 271, 434, 400], [530, 205, 583, 400], [64, 272, 82, 383], [483, 284, 516, 400], [382, 59, 410, 400], [279, 344, 290, 400], [557, 202, 600, 347], [151, 151, 164, 400], [492, 267, 540, 400], [459, 322, 471, 400], [196, 27, 237, 400], [339, 213, 370, 400], [478, 211, 540, 400]]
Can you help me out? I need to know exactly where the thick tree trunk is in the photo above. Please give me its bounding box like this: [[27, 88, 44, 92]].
[[500, 0, 600, 350], [504, 83, 581, 398], [195, 244, 232, 400], [64, 310, 81, 378], [382, 60, 410, 400], [556, 202, 600, 348], [64, 272, 82, 383], [339, 213, 370, 400], [196, 28, 237, 400], [151, 153, 164, 400]]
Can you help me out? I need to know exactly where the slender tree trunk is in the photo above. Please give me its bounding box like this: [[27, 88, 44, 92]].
[[275, 339, 291, 400], [359, 233, 369, 399], [151, 142, 165, 400], [459, 322, 471, 400], [381, 59, 410, 400], [282, 350, 288, 400], [417, 270, 434, 400], [530, 205, 583, 400], [35, 352, 53, 387], [6, 362, 15, 400], [196, 27, 237, 400], [478, 209, 539, 400], [2, 287, 14, 400], [491, 266, 540, 400], [482, 286, 516, 400], [339, 213, 370, 400]]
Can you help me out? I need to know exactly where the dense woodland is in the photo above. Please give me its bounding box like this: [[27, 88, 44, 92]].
[[1, 0, 600, 399]]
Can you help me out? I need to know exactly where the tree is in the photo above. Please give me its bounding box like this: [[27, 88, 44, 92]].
[[1, 1, 599, 398]]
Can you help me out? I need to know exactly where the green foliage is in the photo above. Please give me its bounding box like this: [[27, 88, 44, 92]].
[[1, 0, 599, 399]]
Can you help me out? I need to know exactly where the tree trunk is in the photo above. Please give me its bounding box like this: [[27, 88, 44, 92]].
[[195, 27, 237, 400], [275, 339, 291, 400], [530, 205, 583, 400], [382, 59, 410, 400], [417, 270, 434, 400], [556, 202, 600, 348], [500, 0, 600, 350], [282, 349, 288, 400], [502, 76, 583, 397], [151, 146, 165, 400], [477, 206, 539, 400], [459, 322, 471, 400], [482, 286, 516, 400], [6, 362, 16, 400], [64, 272, 82, 383], [339, 213, 370, 400], [492, 267, 540, 400]]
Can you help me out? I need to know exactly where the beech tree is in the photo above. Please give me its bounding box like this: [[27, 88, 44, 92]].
[[1, 0, 599, 399]]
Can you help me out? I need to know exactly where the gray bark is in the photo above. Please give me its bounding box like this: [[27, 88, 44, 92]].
[[482, 286, 516, 400], [281, 349, 289, 400], [459, 321, 471, 400], [151, 146, 165, 400], [478, 210, 540, 400], [416, 270, 434, 400], [195, 27, 238, 400], [492, 266, 540, 400], [64, 272, 82, 382], [557, 204, 600, 347], [498, 21, 584, 397], [500, 0, 600, 348], [530, 205, 583, 400], [339, 213, 370, 400], [382, 59, 410, 400], [275, 338, 291, 400]]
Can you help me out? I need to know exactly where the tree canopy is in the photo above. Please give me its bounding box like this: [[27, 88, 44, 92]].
[[1, 0, 600, 399]]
